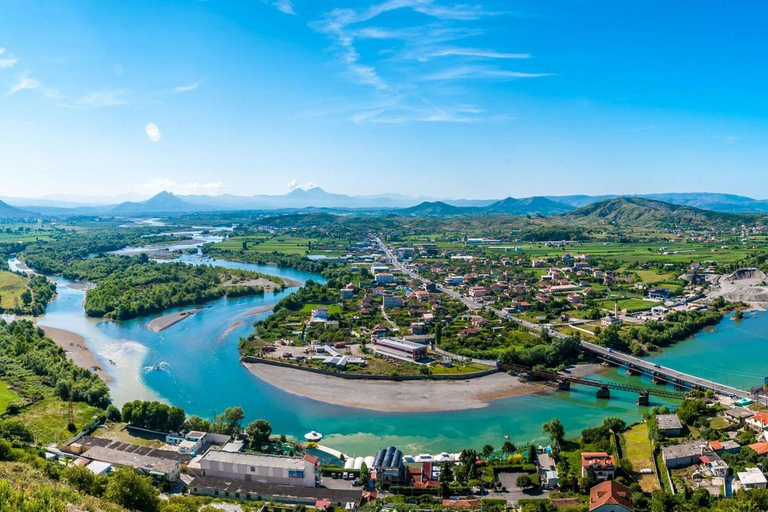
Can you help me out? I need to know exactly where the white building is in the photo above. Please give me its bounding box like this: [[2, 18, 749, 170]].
[[199, 451, 319, 488], [737, 468, 768, 491]]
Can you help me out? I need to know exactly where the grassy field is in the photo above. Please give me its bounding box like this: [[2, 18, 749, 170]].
[[300, 303, 342, 315], [215, 235, 347, 255], [0, 270, 27, 310], [635, 270, 679, 284], [16, 398, 103, 445], [488, 240, 757, 266], [596, 297, 660, 312], [429, 361, 491, 375], [622, 422, 659, 492], [91, 422, 167, 448], [0, 381, 21, 414]]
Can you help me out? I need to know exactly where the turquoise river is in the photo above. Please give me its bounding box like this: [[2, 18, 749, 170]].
[[11, 245, 768, 457]]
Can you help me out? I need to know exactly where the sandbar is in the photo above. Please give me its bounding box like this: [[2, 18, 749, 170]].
[[41, 326, 112, 383], [146, 308, 203, 332]]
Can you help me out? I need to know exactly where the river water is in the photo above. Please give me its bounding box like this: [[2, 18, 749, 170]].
[[10, 241, 767, 457]]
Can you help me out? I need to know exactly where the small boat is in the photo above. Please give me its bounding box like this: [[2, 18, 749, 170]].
[[304, 431, 323, 442], [503, 434, 510, 439], [109, 359, 116, 366]]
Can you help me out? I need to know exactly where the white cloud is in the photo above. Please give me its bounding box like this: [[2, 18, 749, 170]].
[[172, 81, 204, 94], [7, 73, 42, 95], [264, 0, 296, 15], [420, 66, 553, 81], [136, 178, 227, 194], [0, 47, 19, 68], [145, 123, 162, 142], [287, 180, 318, 191], [76, 90, 126, 107], [418, 48, 530, 61]]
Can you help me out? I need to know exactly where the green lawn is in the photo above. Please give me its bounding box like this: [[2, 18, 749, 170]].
[[0, 271, 28, 310], [215, 235, 347, 255], [635, 270, 679, 284], [596, 298, 660, 312], [16, 398, 103, 445], [300, 303, 342, 315], [622, 422, 659, 492], [0, 382, 21, 415]]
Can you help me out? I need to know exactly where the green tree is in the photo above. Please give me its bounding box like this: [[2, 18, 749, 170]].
[[481, 444, 494, 458], [246, 419, 272, 446], [359, 461, 370, 488], [104, 467, 160, 512], [212, 406, 245, 436], [516, 474, 534, 489], [542, 418, 565, 446], [501, 441, 516, 454]]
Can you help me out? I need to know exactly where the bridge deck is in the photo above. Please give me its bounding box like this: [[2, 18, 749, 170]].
[[580, 340, 756, 400]]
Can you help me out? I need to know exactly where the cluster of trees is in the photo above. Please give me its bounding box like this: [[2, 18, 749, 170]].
[[0, 319, 110, 408], [498, 335, 583, 369], [202, 244, 329, 273], [83, 258, 270, 320], [22, 230, 190, 276], [121, 400, 186, 433]]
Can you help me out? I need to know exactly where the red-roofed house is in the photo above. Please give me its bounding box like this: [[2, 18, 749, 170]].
[[749, 442, 768, 456], [589, 480, 633, 512], [581, 452, 616, 480], [747, 412, 768, 432], [442, 499, 481, 509]]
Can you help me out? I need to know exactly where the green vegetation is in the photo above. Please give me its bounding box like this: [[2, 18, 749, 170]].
[[621, 422, 659, 492], [0, 382, 20, 415], [121, 400, 186, 433], [83, 257, 278, 320]]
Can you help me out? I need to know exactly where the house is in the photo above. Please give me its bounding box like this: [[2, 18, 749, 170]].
[[737, 468, 768, 491], [601, 316, 623, 327], [589, 480, 633, 512], [662, 441, 707, 468], [708, 440, 740, 455], [311, 306, 329, 322], [656, 414, 683, 437], [746, 412, 768, 432], [468, 286, 489, 298], [382, 294, 404, 309], [648, 287, 670, 300], [375, 273, 395, 284], [537, 452, 559, 490], [725, 407, 755, 425], [444, 275, 464, 285], [199, 451, 319, 488], [749, 442, 768, 456], [700, 452, 728, 477], [581, 452, 615, 480], [340, 288, 355, 300], [81, 445, 182, 482]]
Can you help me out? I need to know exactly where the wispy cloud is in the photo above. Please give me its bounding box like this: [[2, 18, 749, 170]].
[[263, 0, 296, 15], [417, 48, 530, 62], [0, 48, 19, 68], [145, 123, 162, 142], [7, 73, 42, 95], [172, 80, 204, 94], [136, 178, 227, 194], [76, 90, 126, 107], [421, 66, 553, 81], [310, 0, 550, 124]]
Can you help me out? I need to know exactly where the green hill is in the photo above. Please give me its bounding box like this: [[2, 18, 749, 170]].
[[560, 197, 757, 228]]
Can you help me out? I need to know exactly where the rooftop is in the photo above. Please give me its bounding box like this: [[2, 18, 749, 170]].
[[84, 446, 180, 475], [589, 480, 633, 511], [202, 450, 308, 470], [662, 441, 706, 460], [656, 414, 683, 431], [738, 467, 768, 485], [190, 476, 361, 504]]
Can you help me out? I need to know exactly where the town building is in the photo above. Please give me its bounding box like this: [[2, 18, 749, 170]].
[[382, 294, 404, 309], [581, 452, 616, 481], [199, 451, 319, 488], [81, 445, 182, 482], [662, 441, 707, 468], [736, 468, 768, 491], [373, 338, 427, 361], [537, 452, 559, 490], [589, 480, 633, 512], [372, 446, 406, 485], [374, 273, 395, 284], [655, 414, 683, 437]]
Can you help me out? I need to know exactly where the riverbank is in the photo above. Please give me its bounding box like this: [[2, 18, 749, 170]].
[[40, 326, 112, 383], [145, 308, 204, 332], [244, 361, 568, 412], [282, 277, 302, 288]]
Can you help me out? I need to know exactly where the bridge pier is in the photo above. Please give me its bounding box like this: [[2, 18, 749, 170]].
[[652, 374, 665, 386], [637, 391, 650, 406], [626, 366, 642, 376], [596, 385, 610, 399], [557, 381, 571, 391]]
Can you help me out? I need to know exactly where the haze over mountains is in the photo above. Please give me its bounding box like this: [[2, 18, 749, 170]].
[[5, 188, 768, 217]]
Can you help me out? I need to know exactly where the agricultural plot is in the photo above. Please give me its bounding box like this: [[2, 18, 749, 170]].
[[216, 235, 348, 255], [0, 271, 28, 310], [622, 422, 660, 492]]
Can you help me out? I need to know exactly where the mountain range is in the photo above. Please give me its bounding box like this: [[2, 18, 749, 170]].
[[5, 188, 768, 217]]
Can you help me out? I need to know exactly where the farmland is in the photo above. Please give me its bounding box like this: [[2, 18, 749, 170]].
[[0, 271, 28, 310]]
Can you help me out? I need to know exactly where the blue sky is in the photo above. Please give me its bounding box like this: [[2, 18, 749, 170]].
[[3, 0, 768, 200]]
